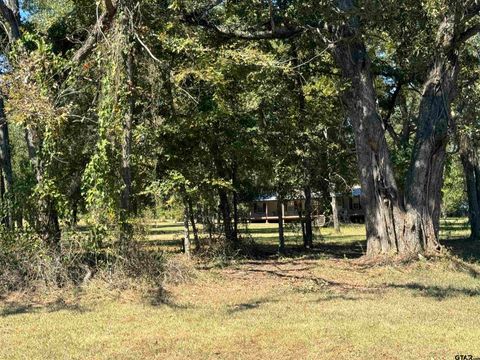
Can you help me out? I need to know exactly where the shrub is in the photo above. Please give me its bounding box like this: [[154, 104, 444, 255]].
[[0, 227, 166, 296]]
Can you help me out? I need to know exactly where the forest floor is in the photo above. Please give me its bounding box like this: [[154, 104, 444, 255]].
[[2, 219, 480, 359]]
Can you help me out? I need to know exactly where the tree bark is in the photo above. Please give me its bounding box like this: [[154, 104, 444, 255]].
[[462, 154, 480, 240], [232, 162, 239, 241], [330, 190, 340, 233], [183, 200, 191, 257], [0, 2, 23, 230], [404, 53, 457, 250], [119, 22, 135, 246], [304, 187, 313, 248], [218, 188, 234, 243], [459, 134, 480, 240], [277, 197, 285, 254], [331, 38, 406, 255], [0, 167, 6, 227], [211, 142, 236, 245], [187, 198, 201, 250], [71, 200, 78, 229], [330, 5, 458, 255], [0, 78, 15, 229]]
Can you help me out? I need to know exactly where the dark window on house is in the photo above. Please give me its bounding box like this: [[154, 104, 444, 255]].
[[352, 197, 361, 210], [253, 202, 266, 213]]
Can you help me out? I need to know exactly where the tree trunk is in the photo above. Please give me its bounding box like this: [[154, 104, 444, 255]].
[[71, 200, 78, 229], [0, 97, 14, 229], [232, 163, 239, 241], [0, 167, 6, 227], [459, 133, 480, 240], [211, 141, 236, 245], [298, 207, 307, 247], [462, 154, 480, 240], [37, 196, 61, 252], [233, 190, 239, 239], [25, 126, 61, 251], [277, 198, 285, 254], [331, 39, 406, 255], [304, 187, 313, 248], [0, 2, 22, 230], [218, 188, 234, 243], [119, 15, 135, 247], [183, 200, 191, 257], [403, 47, 458, 249], [187, 198, 200, 250], [204, 207, 214, 244], [475, 161, 480, 221], [330, 190, 340, 233], [330, 7, 458, 255], [16, 209, 22, 230]]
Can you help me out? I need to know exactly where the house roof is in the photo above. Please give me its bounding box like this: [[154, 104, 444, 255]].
[[254, 186, 362, 202], [256, 194, 278, 201], [254, 191, 321, 202], [351, 186, 362, 197]]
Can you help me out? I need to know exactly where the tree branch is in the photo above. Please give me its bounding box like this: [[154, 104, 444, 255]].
[[0, 0, 20, 41], [184, 14, 302, 40], [456, 23, 480, 45], [382, 83, 402, 145], [71, 0, 118, 64], [464, 2, 480, 22], [182, 1, 303, 40]]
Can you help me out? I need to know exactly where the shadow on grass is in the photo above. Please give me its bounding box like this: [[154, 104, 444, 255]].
[[240, 227, 283, 235], [1, 298, 88, 317], [138, 239, 182, 248], [143, 223, 183, 229], [314, 293, 362, 302], [441, 237, 480, 263], [388, 282, 480, 300], [227, 298, 279, 314], [146, 229, 187, 235], [139, 221, 475, 263], [246, 240, 366, 260], [147, 288, 192, 309]]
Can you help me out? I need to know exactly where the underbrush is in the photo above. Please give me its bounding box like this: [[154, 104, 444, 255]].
[[0, 227, 186, 298], [192, 232, 264, 267]]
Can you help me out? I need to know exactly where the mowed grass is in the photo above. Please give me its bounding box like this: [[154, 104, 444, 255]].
[[2, 218, 480, 360]]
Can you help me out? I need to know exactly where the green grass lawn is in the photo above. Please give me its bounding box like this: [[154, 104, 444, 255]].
[[2, 218, 480, 359]]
